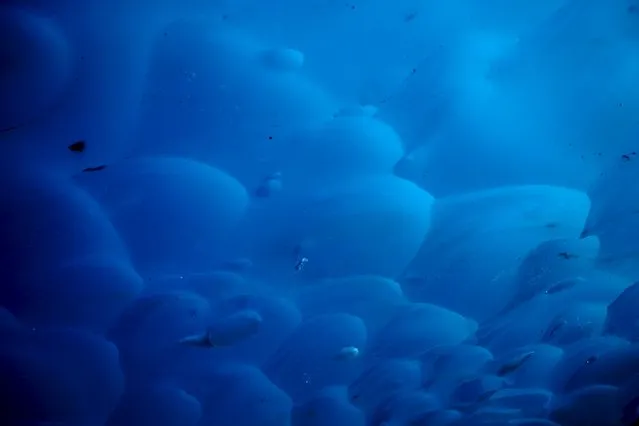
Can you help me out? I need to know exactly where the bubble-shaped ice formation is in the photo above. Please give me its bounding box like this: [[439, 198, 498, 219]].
[[135, 20, 337, 184], [0, 6, 72, 132], [77, 157, 249, 273], [369, 302, 477, 359], [261, 47, 305, 71], [3, 2, 639, 426], [1, 320, 124, 425], [193, 364, 293, 426], [291, 387, 364, 426], [108, 385, 202, 426], [295, 275, 406, 332], [265, 313, 368, 402], [605, 280, 639, 341], [280, 115, 405, 185], [241, 174, 434, 279], [402, 185, 591, 320]]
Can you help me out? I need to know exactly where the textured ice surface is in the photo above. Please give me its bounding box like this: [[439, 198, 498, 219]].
[[2, 1, 639, 425]]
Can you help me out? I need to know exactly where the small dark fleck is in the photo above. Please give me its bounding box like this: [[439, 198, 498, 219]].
[[411, 68, 417, 74], [82, 165, 107, 172], [543, 320, 566, 340], [404, 11, 418, 22], [558, 252, 578, 260], [350, 4, 356, 10], [497, 352, 534, 376], [68, 140, 86, 153], [545, 222, 558, 229], [268, 136, 273, 140], [622, 154, 631, 161], [163, 32, 168, 36], [628, 5, 637, 14]]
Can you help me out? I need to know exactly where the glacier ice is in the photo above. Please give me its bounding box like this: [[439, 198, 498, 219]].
[[2, 1, 639, 425]]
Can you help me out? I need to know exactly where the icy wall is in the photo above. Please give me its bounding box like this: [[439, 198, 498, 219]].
[[1, 0, 639, 425]]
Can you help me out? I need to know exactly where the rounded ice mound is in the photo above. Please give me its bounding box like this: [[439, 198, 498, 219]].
[[203, 294, 302, 364], [136, 20, 336, 183], [291, 387, 364, 426], [348, 359, 422, 413], [261, 47, 305, 71], [605, 280, 639, 341], [264, 313, 368, 402], [1, 2, 151, 173], [281, 116, 405, 185], [541, 302, 607, 346], [108, 385, 202, 426], [550, 385, 620, 426], [77, 157, 249, 273], [561, 344, 639, 392], [449, 374, 507, 410], [178, 309, 263, 349], [148, 270, 251, 303], [422, 344, 494, 400], [0, 6, 72, 132], [369, 390, 441, 425], [481, 273, 632, 352], [243, 174, 434, 279], [548, 336, 629, 393], [295, 275, 406, 332], [22, 255, 143, 333], [485, 388, 554, 418], [507, 236, 600, 311], [108, 290, 213, 382], [562, 270, 632, 305], [486, 344, 564, 388], [368, 303, 477, 359], [476, 298, 564, 355], [583, 154, 639, 277], [482, 292, 610, 353], [196, 364, 292, 426], [0, 170, 131, 320], [1, 325, 124, 425], [0, 170, 128, 266], [401, 185, 591, 321]]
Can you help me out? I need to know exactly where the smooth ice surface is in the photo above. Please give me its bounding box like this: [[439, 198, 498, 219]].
[[2, 1, 639, 425]]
